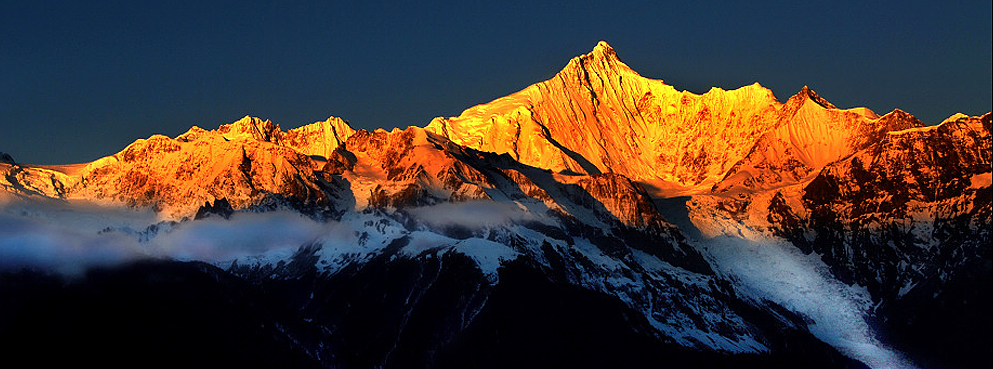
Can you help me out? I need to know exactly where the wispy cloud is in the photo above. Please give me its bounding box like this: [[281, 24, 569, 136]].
[[0, 200, 326, 275], [0, 198, 543, 276], [405, 201, 538, 228]]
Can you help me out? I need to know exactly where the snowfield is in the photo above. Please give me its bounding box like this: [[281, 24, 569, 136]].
[[699, 232, 917, 369]]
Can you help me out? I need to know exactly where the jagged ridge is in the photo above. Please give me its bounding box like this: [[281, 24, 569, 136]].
[[2, 41, 990, 369]]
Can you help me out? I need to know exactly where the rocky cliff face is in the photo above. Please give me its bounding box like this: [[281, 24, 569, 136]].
[[755, 113, 992, 368], [787, 113, 991, 297]]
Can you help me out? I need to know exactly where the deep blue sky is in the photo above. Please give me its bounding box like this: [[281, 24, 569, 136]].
[[2, 0, 990, 164]]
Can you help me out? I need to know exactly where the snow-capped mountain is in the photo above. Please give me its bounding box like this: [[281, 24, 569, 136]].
[[1, 115, 357, 218], [1, 42, 989, 369], [426, 41, 784, 193], [714, 92, 924, 194]]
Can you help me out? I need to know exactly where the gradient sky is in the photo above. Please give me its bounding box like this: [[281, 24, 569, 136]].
[[2, 0, 991, 164]]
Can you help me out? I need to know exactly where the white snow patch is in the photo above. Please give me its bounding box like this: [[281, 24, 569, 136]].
[[402, 230, 455, 257], [307, 214, 409, 274], [453, 238, 519, 278], [401, 231, 519, 280], [571, 237, 627, 270], [629, 248, 709, 286], [699, 233, 917, 369], [897, 281, 918, 298]]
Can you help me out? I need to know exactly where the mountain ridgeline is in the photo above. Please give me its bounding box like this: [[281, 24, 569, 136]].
[[1, 42, 989, 369]]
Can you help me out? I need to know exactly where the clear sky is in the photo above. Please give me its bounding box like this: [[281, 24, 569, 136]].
[[2, 0, 991, 164]]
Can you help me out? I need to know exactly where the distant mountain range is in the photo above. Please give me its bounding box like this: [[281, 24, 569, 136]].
[[1, 41, 989, 369]]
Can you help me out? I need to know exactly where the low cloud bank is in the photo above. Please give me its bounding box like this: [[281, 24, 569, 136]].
[[0, 200, 325, 275], [406, 201, 538, 228], [0, 199, 541, 276]]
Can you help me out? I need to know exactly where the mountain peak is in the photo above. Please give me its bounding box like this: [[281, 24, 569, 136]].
[[592, 40, 616, 57], [0, 151, 14, 165], [231, 115, 269, 128], [941, 112, 970, 124], [561, 40, 636, 78], [282, 115, 357, 158], [218, 115, 282, 142], [880, 108, 917, 122], [322, 115, 355, 137], [587, 40, 619, 62], [789, 86, 837, 110]]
